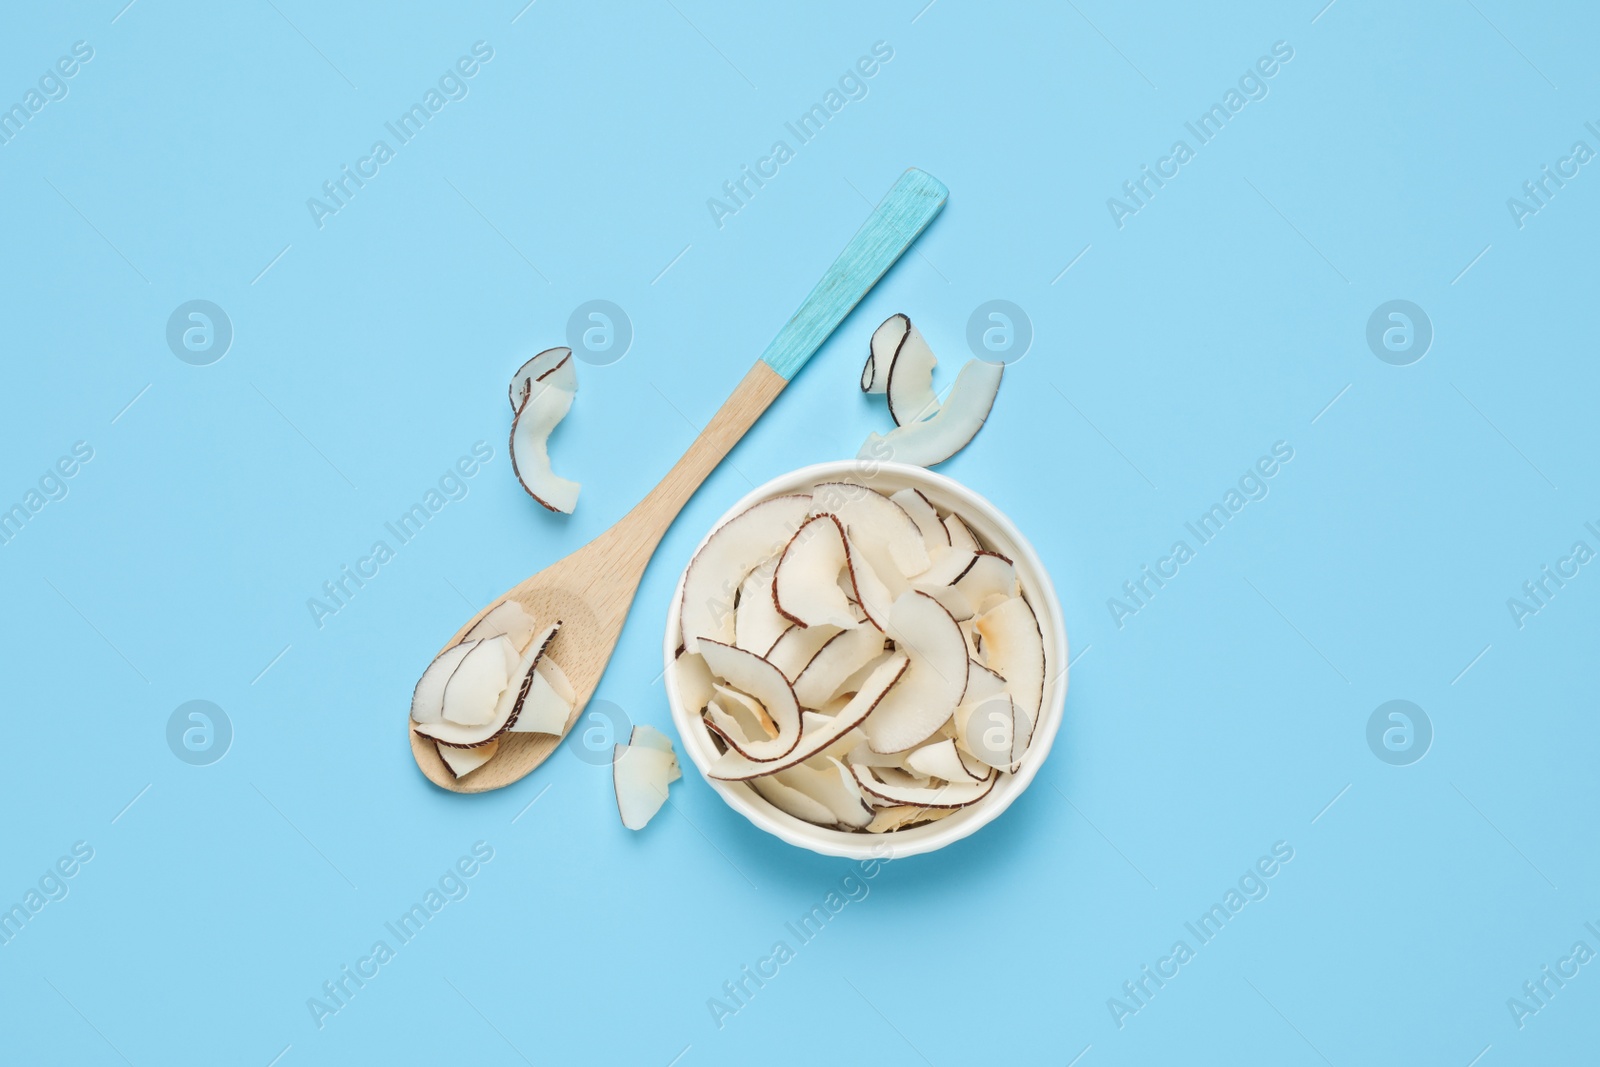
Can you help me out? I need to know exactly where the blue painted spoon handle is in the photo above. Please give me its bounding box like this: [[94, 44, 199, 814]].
[[760, 167, 949, 380], [627, 168, 947, 527]]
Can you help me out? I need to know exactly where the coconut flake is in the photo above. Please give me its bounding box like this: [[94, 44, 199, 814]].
[[885, 319, 940, 426], [773, 515, 859, 630], [681, 495, 813, 654], [411, 641, 478, 725], [438, 737, 499, 779], [614, 743, 679, 830], [859, 358, 1003, 468], [707, 654, 909, 781], [734, 557, 788, 655], [862, 313, 908, 394], [698, 640, 802, 762], [860, 592, 969, 754], [509, 346, 573, 411], [509, 370, 581, 513], [975, 596, 1046, 720], [793, 626, 889, 709]]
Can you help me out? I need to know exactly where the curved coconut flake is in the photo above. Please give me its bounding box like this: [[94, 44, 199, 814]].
[[438, 737, 499, 779], [766, 624, 842, 681], [681, 495, 813, 654], [734, 557, 788, 655], [463, 599, 538, 652], [956, 694, 1035, 773], [507, 655, 575, 735], [750, 775, 837, 827], [704, 700, 755, 751], [905, 738, 985, 783], [813, 482, 930, 584], [891, 487, 948, 549], [851, 762, 996, 808], [793, 626, 889, 709], [885, 319, 939, 426], [966, 659, 1007, 705], [775, 758, 873, 829], [959, 620, 982, 659], [976, 596, 1046, 719], [630, 725, 679, 774], [712, 684, 777, 740], [509, 346, 573, 411], [944, 513, 978, 552], [509, 374, 581, 513], [859, 359, 1004, 468], [416, 622, 560, 748], [845, 740, 917, 769], [614, 743, 678, 830], [836, 651, 895, 699], [866, 804, 958, 833], [954, 551, 1018, 606], [862, 313, 908, 394], [838, 529, 894, 631], [411, 641, 479, 725], [861, 592, 969, 754], [441, 636, 515, 726], [698, 640, 802, 762], [670, 650, 715, 714], [707, 654, 908, 781], [914, 547, 976, 590], [773, 515, 859, 630]]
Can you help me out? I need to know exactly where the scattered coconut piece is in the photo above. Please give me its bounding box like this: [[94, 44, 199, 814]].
[[861, 313, 907, 394], [438, 737, 500, 779], [859, 358, 1003, 468], [614, 743, 679, 831], [885, 319, 940, 426], [773, 515, 860, 630], [681, 495, 813, 654], [509, 368, 581, 513], [864, 358, 998, 467], [509, 346, 573, 411]]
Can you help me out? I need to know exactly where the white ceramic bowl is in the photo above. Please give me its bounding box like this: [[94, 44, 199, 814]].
[[664, 461, 1068, 859]]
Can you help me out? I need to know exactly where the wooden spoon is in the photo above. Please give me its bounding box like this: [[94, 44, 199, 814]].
[[411, 168, 949, 792]]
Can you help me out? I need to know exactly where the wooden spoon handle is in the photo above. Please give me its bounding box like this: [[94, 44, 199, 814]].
[[619, 168, 950, 548]]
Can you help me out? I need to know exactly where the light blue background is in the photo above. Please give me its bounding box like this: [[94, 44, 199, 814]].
[[2, 1, 1596, 1064]]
